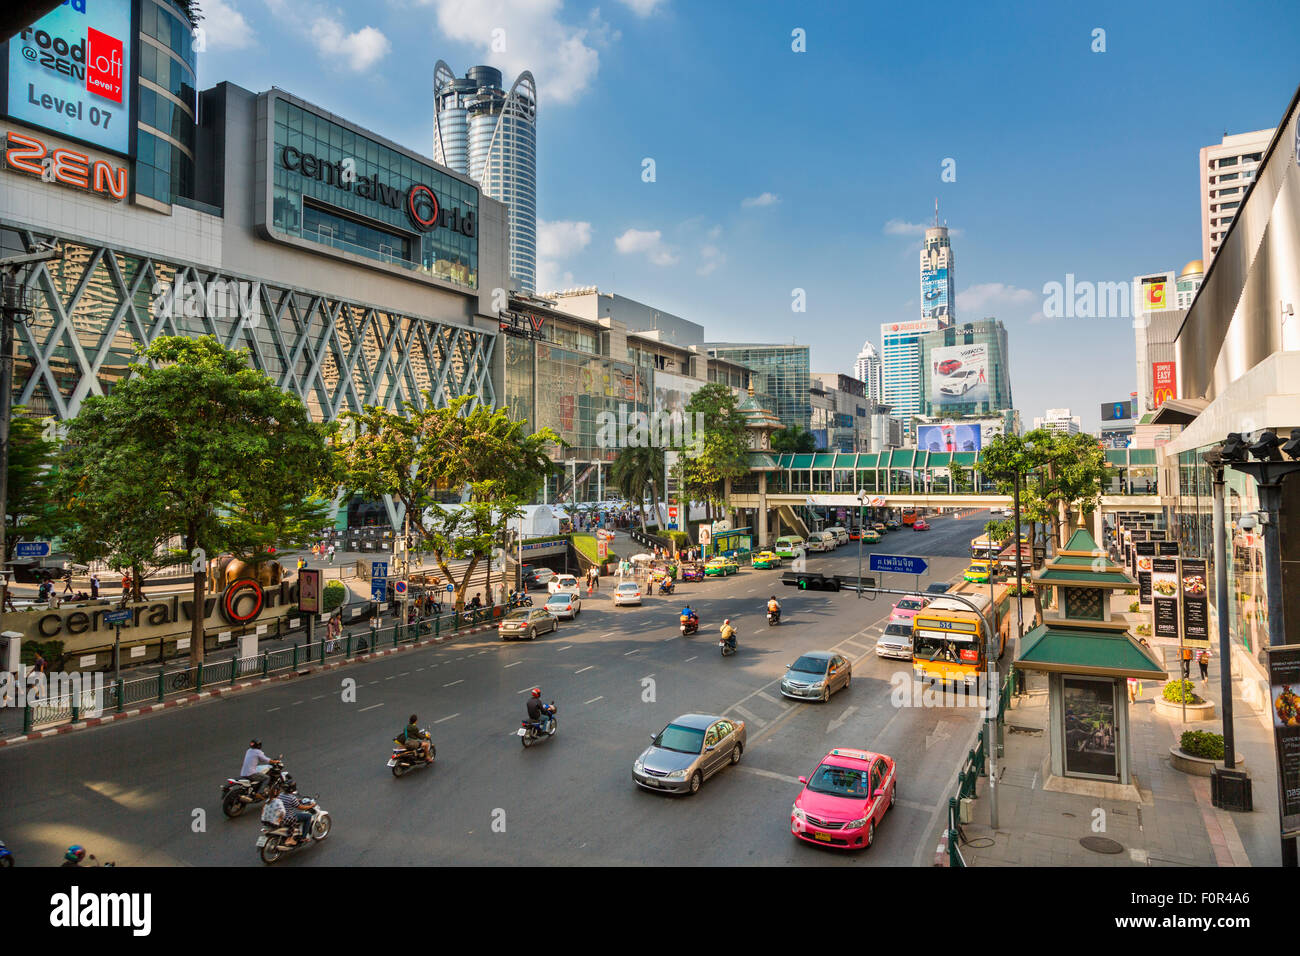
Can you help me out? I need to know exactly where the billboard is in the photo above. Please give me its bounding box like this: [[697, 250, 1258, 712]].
[[1101, 400, 1133, 422], [931, 344, 990, 406], [1152, 361, 1177, 407], [1138, 274, 1172, 313], [881, 318, 939, 338], [4, 0, 134, 156], [917, 422, 983, 453], [921, 266, 950, 321]]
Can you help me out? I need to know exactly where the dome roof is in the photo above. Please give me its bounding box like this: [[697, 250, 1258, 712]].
[[1180, 259, 1204, 278]]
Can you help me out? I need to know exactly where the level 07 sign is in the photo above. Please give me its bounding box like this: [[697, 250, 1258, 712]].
[[868, 553, 928, 576]]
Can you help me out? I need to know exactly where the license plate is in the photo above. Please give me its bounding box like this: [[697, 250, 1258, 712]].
[[256, 836, 268, 847], [387, 759, 396, 767], [516, 728, 526, 736], [814, 832, 832, 842]]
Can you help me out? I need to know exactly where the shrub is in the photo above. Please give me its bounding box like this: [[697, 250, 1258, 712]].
[[1135, 624, 1151, 636], [1129, 601, 1140, 613], [1163, 679, 1204, 705], [323, 579, 346, 611], [1124, 588, 1138, 595], [1180, 730, 1225, 760]]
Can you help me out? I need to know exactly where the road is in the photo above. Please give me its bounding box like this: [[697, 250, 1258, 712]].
[[0, 510, 998, 866]]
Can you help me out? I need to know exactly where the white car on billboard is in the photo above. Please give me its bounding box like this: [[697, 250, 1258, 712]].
[[939, 369, 980, 397]]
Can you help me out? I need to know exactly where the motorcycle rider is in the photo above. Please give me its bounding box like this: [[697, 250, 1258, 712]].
[[720, 618, 738, 651], [277, 777, 313, 847], [767, 595, 781, 622], [680, 604, 698, 629], [526, 688, 554, 734], [399, 714, 433, 763], [241, 738, 274, 795]]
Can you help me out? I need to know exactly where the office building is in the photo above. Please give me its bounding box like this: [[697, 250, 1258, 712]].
[[917, 319, 1013, 419], [1034, 409, 1082, 435], [854, 340, 882, 402], [879, 319, 938, 434], [433, 63, 538, 292], [1200, 128, 1275, 266], [810, 373, 870, 452], [921, 222, 957, 324], [1175, 260, 1204, 309], [1132, 268, 1193, 415], [705, 343, 811, 432]]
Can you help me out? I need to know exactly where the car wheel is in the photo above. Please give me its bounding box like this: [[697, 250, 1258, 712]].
[[821, 685, 830, 703], [528, 627, 536, 641], [844, 671, 851, 691], [688, 771, 702, 795], [890, 784, 896, 808], [866, 819, 875, 847], [730, 742, 743, 765]]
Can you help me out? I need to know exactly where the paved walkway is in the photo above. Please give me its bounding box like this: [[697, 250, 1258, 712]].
[[939, 594, 1279, 866]]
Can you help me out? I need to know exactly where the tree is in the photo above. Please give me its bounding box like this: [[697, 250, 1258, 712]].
[[675, 384, 749, 527], [770, 423, 817, 454], [4, 409, 63, 564], [983, 518, 1013, 545], [55, 336, 332, 661], [334, 394, 558, 612], [610, 445, 665, 533]]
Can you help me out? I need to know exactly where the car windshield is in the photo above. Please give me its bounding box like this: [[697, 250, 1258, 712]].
[[896, 599, 924, 610], [505, 610, 529, 621], [883, 624, 912, 640], [790, 656, 829, 675], [618, 583, 638, 592], [806, 763, 871, 797], [654, 724, 706, 754], [545, 594, 571, 605]]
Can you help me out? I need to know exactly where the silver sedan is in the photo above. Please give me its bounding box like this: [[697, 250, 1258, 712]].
[[632, 714, 747, 795], [780, 651, 852, 702]]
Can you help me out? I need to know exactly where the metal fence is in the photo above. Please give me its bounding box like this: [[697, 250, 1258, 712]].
[[941, 672, 1014, 868], [19, 603, 517, 733]]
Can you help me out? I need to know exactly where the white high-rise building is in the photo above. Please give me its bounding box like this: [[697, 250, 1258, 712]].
[[880, 319, 938, 434], [921, 220, 956, 324], [1200, 129, 1275, 266], [854, 340, 882, 402], [434, 63, 538, 292], [1033, 408, 1082, 435]]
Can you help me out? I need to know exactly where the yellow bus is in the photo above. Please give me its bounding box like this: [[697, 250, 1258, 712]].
[[911, 581, 1021, 688]]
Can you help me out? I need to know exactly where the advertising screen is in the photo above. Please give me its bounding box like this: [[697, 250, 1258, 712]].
[[1101, 400, 1133, 422], [930, 344, 989, 407], [4, 0, 133, 155], [916, 422, 983, 453], [922, 266, 949, 320]]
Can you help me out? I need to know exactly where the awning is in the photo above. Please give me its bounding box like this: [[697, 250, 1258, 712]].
[[1016, 624, 1166, 679], [1149, 397, 1207, 426]]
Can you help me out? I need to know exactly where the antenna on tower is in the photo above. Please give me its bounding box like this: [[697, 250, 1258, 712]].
[[934, 198, 938, 227]]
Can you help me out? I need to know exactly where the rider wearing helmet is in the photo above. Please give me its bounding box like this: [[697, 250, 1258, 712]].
[[767, 595, 781, 621], [399, 714, 433, 763], [526, 688, 554, 732], [277, 776, 312, 846], [241, 738, 273, 795], [720, 618, 737, 650], [62, 845, 86, 866]]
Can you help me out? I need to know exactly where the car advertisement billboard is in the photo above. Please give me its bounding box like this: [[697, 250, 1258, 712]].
[[930, 344, 989, 406], [921, 265, 950, 321], [916, 422, 983, 453], [3, 0, 134, 156]]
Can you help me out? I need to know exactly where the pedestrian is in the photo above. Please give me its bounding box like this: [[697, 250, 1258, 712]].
[[121, 571, 131, 596], [29, 651, 48, 700], [327, 543, 335, 564], [90, 574, 100, 599], [37, 580, 51, 604], [62, 570, 74, 595], [1198, 649, 1211, 683], [1180, 645, 1193, 680], [1127, 677, 1140, 703]]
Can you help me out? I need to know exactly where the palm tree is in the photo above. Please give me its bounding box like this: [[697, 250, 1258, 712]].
[[610, 446, 665, 533]]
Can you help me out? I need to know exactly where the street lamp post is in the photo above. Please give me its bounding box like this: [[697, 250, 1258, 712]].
[[1202, 448, 1236, 771], [856, 490, 866, 599]]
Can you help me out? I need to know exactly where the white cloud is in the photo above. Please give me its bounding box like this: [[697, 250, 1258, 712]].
[[957, 282, 1037, 314], [615, 228, 677, 266], [536, 219, 592, 291], [199, 0, 255, 50], [741, 192, 779, 208], [618, 0, 667, 15], [697, 242, 724, 276], [310, 19, 391, 71], [421, 0, 611, 105], [883, 219, 929, 236]]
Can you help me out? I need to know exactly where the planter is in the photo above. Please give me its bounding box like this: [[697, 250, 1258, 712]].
[[1168, 746, 1245, 777], [1154, 696, 1216, 721]]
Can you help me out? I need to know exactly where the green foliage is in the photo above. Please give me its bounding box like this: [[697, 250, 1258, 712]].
[[1163, 679, 1203, 705], [1129, 601, 1140, 613], [770, 423, 817, 454], [979, 429, 1109, 546], [1135, 623, 1151, 636], [610, 445, 665, 534], [4, 409, 64, 563], [676, 384, 749, 520], [572, 533, 617, 567], [323, 579, 346, 611], [1179, 730, 1225, 760], [21, 640, 65, 668], [983, 519, 1014, 544]]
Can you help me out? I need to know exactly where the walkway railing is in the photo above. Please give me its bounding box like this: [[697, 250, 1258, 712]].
[[941, 672, 1013, 868]]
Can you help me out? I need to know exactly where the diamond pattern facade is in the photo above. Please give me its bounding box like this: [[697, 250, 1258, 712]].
[[4, 227, 497, 423]]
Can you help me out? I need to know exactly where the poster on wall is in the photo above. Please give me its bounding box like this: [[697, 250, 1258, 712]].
[[3, 0, 134, 156], [1135, 541, 1156, 606], [1151, 558, 1179, 639], [1266, 645, 1300, 836], [1181, 559, 1210, 649], [1062, 677, 1118, 779], [930, 344, 990, 407], [916, 421, 983, 453], [1152, 361, 1177, 408]]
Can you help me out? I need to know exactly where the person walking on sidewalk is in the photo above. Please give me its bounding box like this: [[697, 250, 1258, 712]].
[[1198, 648, 1211, 683], [1180, 645, 1193, 680], [90, 574, 100, 599], [327, 543, 336, 565]]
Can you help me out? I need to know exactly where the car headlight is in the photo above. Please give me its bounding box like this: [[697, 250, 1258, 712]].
[[846, 817, 868, 829], [633, 759, 644, 774], [666, 769, 689, 780], [791, 806, 806, 822]]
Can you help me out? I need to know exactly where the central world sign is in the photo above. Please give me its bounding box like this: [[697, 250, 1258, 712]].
[[280, 146, 475, 238]]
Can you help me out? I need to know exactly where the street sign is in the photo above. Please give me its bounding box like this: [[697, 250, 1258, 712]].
[[299, 568, 322, 614], [371, 579, 387, 602], [394, 580, 408, 596], [103, 608, 132, 625], [15, 541, 50, 557], [446, 583, 454, 593], [868, 553, 929, 576]]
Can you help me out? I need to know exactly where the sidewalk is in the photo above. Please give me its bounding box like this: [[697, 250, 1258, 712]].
[[939, 594, 1280, 866]]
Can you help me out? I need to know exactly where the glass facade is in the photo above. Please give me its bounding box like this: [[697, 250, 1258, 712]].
[[918, 320, 1013, 418], [707, 345, 810, 432], [135, 0, 198, 206], [270, 98, 479, 290]]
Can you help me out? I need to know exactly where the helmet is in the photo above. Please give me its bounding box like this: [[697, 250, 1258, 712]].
[[281, 774, 297, 792], [65, 845, 85, 863], [250, 738, 262, 749], [724, 618, 731, 625], [531, 688, 542, 699]]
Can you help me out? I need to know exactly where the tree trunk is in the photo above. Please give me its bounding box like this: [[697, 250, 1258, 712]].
[[187, 527, 204, 664], [648, 479, 662, 535], [458, 554, 481, 612]]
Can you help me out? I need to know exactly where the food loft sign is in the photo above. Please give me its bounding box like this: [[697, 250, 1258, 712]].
[[2, 129, 127, 200], [279, 146, 475, 238], [23, 578, 298, 642]]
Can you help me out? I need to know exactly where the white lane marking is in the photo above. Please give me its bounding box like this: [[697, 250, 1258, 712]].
[[755, 691, 780, 704], [434, 713, 459, 723], [599, 632, 615, 638], [399, 672, 410, 677], [416, 668, 425, 672], [359, 703, 384, 713], [266, 706, 280, 713], [384, 675, 396, 681], [443, 679, 464, 688], [624, 649, 640, 656], [504, 661, 522, 668], [827, 705, 858, 733], [684, 656, 697, 663], [575, 665, 594, 674], [368, 680, 379, 685], [731, 704, 767, 728], [585, 696, 603, 705], [735, 765, 799, 785], [557, 645, 573, 651], [312, 694, 326, 700], [291, 700, 303, 706]]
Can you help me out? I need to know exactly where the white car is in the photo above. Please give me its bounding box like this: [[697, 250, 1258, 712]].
[[806, 531, 836, 552], [548, 574, 581, 595], [1000, 508, 1014, 518], [544, 591, 582, 620], [613, 582, 643, 606], [825, 526, 850, 546], [939, 369, 979, 396], [876, 622, 914, 660]]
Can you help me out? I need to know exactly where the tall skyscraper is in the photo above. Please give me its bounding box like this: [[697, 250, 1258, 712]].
[[880, 319, 938, 433], [921, 207, 957, 325], [433, 63, 538, 292], [854, 340, 882, 402], [1200, 128, 1275, 266]]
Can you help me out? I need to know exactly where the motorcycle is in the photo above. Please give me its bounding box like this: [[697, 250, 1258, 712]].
[[257, 798, 331, 864], [221, 758, 285, 818], [0, 840, 12, 867], [518, 702, 558, 747], [768, 607, 781, 626], [388, 730, 436, 777], [680, 614, 699, 637], [511, 592, 534, 607], [658, 579, 675, 595], [719, 637, 737, 657]]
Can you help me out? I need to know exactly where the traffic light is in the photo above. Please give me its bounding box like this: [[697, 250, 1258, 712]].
[[781, 572, 840, 591]]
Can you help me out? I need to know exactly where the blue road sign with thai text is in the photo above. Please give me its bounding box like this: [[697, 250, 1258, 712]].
[[103, 608, 132, 625], [868, 553, 928, 576], [16, 541, 50, 557]]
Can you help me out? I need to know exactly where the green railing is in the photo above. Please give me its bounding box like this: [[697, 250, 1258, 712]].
[[942, 671, 1014, 867]]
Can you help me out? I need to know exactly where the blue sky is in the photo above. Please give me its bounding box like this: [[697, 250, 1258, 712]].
[[195, 0, 1300, 433]]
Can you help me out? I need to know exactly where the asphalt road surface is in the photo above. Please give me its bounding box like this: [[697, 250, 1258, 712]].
[[0, 510, 1002, 866]]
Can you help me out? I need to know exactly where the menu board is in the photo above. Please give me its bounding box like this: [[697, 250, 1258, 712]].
[[1152, 558, 1179, 639], [1181, 559, 1210, 649], [1267, 645, 1300, 836], [1135, 541, 1156, 606]]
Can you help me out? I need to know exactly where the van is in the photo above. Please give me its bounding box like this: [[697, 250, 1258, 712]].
[[773, 536, 804, 559], [807, 531, 836, 552], [825, 526, 850, 546]]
